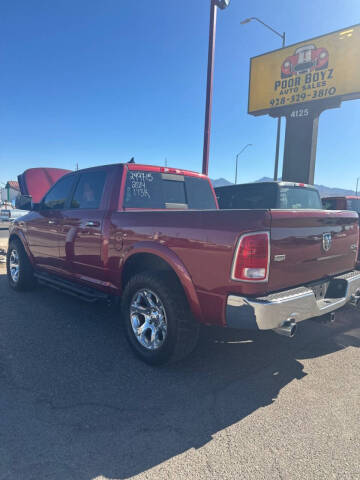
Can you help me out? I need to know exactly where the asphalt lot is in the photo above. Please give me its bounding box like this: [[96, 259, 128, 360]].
[[0, 234, 360, 479]]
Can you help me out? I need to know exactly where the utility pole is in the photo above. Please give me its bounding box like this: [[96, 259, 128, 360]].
[[240, 17, 285, 180], [234, 144, 252, 184], [202, 0, 231, 176]]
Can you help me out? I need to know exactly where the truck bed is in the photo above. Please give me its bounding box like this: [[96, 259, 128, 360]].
[[108, 208, 359, 325]]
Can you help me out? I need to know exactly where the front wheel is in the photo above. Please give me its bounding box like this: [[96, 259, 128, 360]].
[[121, 271, 199, 365], [7, 239, 36, 291]]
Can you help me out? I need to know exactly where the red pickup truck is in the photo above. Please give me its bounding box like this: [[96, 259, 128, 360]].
[[7, 163, 360, 365]]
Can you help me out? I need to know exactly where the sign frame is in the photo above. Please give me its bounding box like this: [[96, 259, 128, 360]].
[[248, 23, 360, 117]]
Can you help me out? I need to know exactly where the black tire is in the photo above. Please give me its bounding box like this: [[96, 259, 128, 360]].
[[121, 271, 200, 365], [7, 238, 36, 291]]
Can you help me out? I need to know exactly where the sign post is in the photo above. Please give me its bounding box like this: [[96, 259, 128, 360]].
[[248, 25, 360, 184], [281, 99, 341, 183]]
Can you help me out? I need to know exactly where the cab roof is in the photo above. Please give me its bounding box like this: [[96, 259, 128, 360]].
[[18, 164, 208, 202]]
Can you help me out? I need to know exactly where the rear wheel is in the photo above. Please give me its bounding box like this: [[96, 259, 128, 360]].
[[121, 271, 199, 365], [7, 239, 36, 291]]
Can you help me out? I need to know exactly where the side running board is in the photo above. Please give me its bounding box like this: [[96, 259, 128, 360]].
[[34, 271, 110, 303]]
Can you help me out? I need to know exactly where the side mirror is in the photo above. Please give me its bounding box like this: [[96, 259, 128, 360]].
[[15, 194, 33, 211]]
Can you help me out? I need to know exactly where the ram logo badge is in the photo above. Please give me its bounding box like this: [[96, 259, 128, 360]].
[[322, 233, 332, 252]]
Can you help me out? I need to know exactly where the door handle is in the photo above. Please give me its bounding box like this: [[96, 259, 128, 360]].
[[85, 221, 100, 227], [48, 220, 56, 225]]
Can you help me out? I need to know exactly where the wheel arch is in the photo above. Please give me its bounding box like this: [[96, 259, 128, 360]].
[[121, 244, 203, 322], [8, 230, 34, 265]]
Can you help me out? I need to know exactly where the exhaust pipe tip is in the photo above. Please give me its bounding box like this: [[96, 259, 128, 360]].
[[315, 311, 336, 324], [273, 319, 297, 338], [289, 323, 297, 337], [356, 290, 360, 309], [350, 289, 360, 308]]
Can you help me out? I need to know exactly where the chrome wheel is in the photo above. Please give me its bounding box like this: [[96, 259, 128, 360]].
[[9, 249, 20, 284], [130, 289, 168, 351]]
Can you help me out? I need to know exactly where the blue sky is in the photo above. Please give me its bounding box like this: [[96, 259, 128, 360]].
[[1, 0, 360, 190]]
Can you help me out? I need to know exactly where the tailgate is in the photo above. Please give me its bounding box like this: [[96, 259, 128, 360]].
[[268, 210, 359, 291]]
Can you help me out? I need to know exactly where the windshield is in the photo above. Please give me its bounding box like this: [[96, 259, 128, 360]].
[[279, 187, 322, 209]]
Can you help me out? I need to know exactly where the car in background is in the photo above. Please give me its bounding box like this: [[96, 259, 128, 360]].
[[322, 196, 360, 213], [8, 208, 29, 222], [1, 207, 28, 223], [215, 181, 322, 210], [1, 209, 11, 222], [322, 196, 360, 267]]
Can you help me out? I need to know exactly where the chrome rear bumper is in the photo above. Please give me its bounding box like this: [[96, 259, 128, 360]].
[[226, 270, 360, 331]]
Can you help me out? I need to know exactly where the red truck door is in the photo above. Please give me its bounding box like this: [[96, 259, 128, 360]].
[[59, 167, 114, 285], [26, 174, 77, 272]]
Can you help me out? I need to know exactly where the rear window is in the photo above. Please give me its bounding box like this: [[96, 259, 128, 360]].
[[162, 177, 187, 206], [322, 198, 339, 210], [216, 184, 278, 209], [216, 184, 322, 210], [279, 187, 321, 209], [123, 170, 216, 210], [347, 199, 360, 213]]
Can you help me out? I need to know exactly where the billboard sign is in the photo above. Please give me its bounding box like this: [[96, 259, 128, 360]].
[[248, 25, 360, 115]]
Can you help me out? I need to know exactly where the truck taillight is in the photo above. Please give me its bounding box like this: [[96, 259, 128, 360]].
[[231, 232, 270, 282]]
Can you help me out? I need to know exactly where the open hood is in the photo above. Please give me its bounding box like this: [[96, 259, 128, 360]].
[[18, 167, 72, 203]]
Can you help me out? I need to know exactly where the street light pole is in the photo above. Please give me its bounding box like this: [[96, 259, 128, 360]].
[[235, 144, 252, 184], [356, 177, 359, 196], [202, 1, 217, 177], [241, 17, 286, 181], [202, 0, 231, 176], [274, 33, 286, 181]]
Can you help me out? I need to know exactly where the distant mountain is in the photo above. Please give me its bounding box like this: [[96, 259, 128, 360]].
[[211, 177, 233, 188], [212, 176, 357, 197], [254, 177, 272, 183], [312, 184, 356, 198]]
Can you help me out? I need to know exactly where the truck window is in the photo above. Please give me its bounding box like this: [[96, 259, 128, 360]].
[[347, 198, 360, 213], [42, 175, 75, 210], [322, 198, 339, 210], [70, 171, 106, 209], [216, 183, 278, 209], [279, 187, 322, 209], [162, 175, 187, 207], [123, 170, 216, 210]]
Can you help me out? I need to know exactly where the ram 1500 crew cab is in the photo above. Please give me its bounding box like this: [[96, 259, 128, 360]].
[[7, 164, 360, 364]]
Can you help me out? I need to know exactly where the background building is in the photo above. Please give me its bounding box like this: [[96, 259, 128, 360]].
[[1, 181, 20, 203]]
